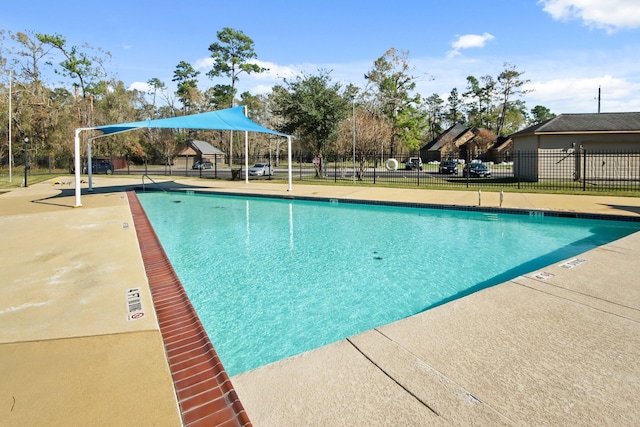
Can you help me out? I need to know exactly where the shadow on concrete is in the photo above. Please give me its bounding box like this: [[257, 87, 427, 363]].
[[602, 204, 640, 216], [31, 181, 209, 209]]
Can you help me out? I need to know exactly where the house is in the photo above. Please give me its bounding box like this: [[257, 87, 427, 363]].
[[175, 139, 226, 169], [420, 124, 478, 162], [420, 124, 506, 163], [509, 112, 640, 182]]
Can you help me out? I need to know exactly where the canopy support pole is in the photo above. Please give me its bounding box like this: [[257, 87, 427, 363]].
[[87, 139, 93, 192], [244, 106, 249, 185], [244, 131, 249, 184], [287, 136, 292, 191], [74, 128, 83, 207]]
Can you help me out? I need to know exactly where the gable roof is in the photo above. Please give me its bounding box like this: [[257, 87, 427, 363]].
[[422, 123, 472, 151], [189, 140, 225, 156], [510, 112, 640, 137]]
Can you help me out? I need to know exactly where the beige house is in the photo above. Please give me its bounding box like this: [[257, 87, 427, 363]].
[[175, 139, 225, 169], [510, 112, 640, 182]]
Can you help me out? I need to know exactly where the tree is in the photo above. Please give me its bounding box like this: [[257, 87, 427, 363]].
[[529, 105, 556, 125], [271, 69, 348, 177], [364, 48, 425, 158], [463, 74, 497, 130], [37, 33, 105, 102], [445, 88, 465, 126], [207, 27, 267, 107], [172, 61, 200, 114], [207, 27, 267, 167], [336, 105, 392, 180], [495, 63, 531, 136], [424, 93, 445, 141]]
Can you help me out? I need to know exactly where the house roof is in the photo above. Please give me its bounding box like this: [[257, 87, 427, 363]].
[[188, 139, 225, 156], [510, 112, 640, 137], [422, 123, 471, 151]]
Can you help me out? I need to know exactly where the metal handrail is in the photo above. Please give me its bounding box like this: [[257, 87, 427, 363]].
[[142, 174, 167, 192]]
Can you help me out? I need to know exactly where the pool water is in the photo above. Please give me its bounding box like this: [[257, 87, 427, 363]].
[[137, 192, 640, 376]]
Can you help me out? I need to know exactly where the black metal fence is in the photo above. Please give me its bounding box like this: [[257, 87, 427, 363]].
[[5, 149, 640, 193]]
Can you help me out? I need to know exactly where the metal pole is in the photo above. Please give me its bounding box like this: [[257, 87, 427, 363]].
[[8, 70, 12, 183], [244, 108, 249, 185], [582, 146, 587, 192], [352, 100, 356, 182], [23, 137, 29, 187]]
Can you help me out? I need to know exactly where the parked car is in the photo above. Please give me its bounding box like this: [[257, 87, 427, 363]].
[[192, 160, 213, 169], [439, 160, 458, 174], [463, 162, 491, 178], [248, 163, 273, 176], [83, 160, 114, 175], [405, 157, 423, 170]]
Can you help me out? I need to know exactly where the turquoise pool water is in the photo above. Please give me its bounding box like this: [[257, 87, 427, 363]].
[[137, 192, 640, 376]]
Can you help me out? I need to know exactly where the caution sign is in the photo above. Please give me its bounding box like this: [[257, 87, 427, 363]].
[[126, 287, 145, 321]]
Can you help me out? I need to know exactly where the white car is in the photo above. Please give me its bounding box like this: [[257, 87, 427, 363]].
[[405, 157, 423, 170], [248, 163, 273, 176]]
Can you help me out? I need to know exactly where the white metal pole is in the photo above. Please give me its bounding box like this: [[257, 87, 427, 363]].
[[244, 106, 249, 184], [352, 99, 356, 182], [244, 131, 249, 184], [74, 129, 83, 207], [287, 136, 292, 191], [87, 139, 93, 192]]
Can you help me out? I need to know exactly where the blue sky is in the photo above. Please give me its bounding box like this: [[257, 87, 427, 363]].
[[4, 0, 640, 114]]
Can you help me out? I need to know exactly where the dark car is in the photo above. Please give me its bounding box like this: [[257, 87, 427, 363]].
[[192, 160, 213, 169], [463, 162, 491, 178], [439, 160, 458, 174], [83, 160, 114, 175]]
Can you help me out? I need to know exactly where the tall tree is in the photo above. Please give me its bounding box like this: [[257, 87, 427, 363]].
[[463, 74, 497, 131], [445, 88, 465, 126], [424, 93, 445, 141], [364, 48, 424, 158], [207, 27, 267, 107], [271, 69, 348, 177], [172, 61, 200, 114], [207, 27, 267, 167], [495, 63, 531, 136], [37, 33, 100, 102]]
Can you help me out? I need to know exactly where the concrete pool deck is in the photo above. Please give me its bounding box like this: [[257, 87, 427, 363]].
[[1, 176, 639, 426]]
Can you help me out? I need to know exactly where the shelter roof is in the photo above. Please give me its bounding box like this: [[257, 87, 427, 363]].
[[90, 106, 288, 137], [188, 140, 225, 156]]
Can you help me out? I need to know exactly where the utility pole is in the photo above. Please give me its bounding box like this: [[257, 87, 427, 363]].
[[597, 86, 601, 113]]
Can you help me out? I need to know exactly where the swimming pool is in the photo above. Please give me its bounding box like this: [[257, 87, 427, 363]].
[[137, 192, 640, 376]]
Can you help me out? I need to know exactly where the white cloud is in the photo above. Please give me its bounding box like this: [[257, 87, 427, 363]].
[[193, 58, 306, 81], [448, 33, 495, 57], [538, 0, 640, 32], [128, 81, 150, 92], [526, 75, 640, 112]]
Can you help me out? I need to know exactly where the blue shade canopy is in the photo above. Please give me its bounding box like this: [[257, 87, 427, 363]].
[[92, 106, 288, 136]]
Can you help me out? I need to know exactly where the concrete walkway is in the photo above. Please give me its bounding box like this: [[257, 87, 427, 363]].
[[1, 176, 640, 426]]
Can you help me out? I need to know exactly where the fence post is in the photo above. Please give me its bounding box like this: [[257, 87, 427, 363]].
[[517, 151, 521, 190], [334, 155, 337, 183], [373, 155, 377, 184], [582, 146, 587, 191]]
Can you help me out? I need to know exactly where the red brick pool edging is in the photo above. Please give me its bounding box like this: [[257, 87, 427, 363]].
[[127, 191, 252, 427]]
